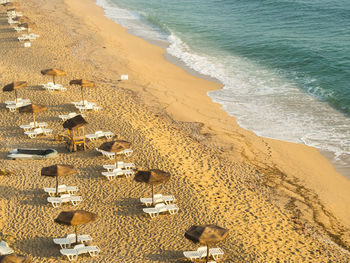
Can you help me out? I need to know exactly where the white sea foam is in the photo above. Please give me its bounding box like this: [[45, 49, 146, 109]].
[[96, 0, 350, 168]]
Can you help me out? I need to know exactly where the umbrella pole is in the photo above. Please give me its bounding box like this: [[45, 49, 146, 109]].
[[53, 75, 55, 85], [152, 185, 155, 206], [56, 175, 59, 196], [81, 87, 85, 105], [115, 154, 118, 168], [33, 113, 36, 128], [15, 89, 17, 103], [75, 226, 78, 244], [206, 244, 209, 262]]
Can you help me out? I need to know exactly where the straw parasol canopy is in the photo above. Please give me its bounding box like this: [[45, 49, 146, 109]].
[[0, 254, 31, 263], [69, 79, 95, 105], [3, 81, 27, 103], [185, 225, 229, 262], [2, 2, 19, 7], [41, 68, 66, 84], [55, 210, 98, 244], [134, 169, 171, 206], [63, 115, 88, 130], [18, 104, 47, 128], [41, 164, 76, 195], [99, 140, 131, 168], [7, 8, 19, 12]]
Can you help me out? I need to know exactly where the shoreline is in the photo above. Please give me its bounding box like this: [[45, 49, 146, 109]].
[[0, 0, 350, 261], [84, 0, 350, 248], [98, 0, 350, 180]]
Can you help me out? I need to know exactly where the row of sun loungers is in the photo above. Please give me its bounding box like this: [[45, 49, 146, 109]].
[[60, 244, 100, 261], [24, 127, 53, 138], [58, 112, 86, 121], [41, 82, 67, 92], [18, 33, 40, 42], [53, 234, 100, 261], [71, 101, 101, 113], [53, 234, 92, 249], [102, 161, 135, 172], [140, 193, 176, 207], [183, 246, 224, 262], [96, 148, 133, 160], [47, 193, 82, 208], [20, 122, 48, 131], [101, 168, 135, 180], [143, 203, 179, 218], [5, 98, 31, 112], [86, 130, 114, 141], [44, 184, 79, 197]]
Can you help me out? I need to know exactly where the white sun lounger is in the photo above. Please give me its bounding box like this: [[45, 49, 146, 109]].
[[6, 101, 31, 112], [41, 82, 66, 92], [0, 241, 14, 256], [143, 203, 179, 218], [20, 122, 48, 131], [71, 101, 96, 107], [47, 194, 82, 208], [101, 168, 134, 180], [53, 234, 92, 249], [58, 112, 85, 121], [103, 161, 135, 172], [183, 246, 224, 262], [76, 105, 101, 113], [44, 184, 79, 196], [24, 128, 53, 138], [5, 98, 31, 105], [140, 194, 176, 207], [60, 244, 100, 261], [13, 26, 26, 32], [8, 19, 18, 25], [86, 131, 114, 141]]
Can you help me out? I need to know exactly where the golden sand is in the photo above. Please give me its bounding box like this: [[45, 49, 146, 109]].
[[0, 0, 350, 261]]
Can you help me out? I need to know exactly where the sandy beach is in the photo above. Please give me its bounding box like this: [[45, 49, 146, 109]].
[[0, 0, 350, 261]]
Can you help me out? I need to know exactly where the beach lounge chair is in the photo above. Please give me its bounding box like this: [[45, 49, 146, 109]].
[[118, 149, 133, 157], [13, 26, 26, 32], [0, 241, 14, 255], [183, 247, 224, 262], [5, 98, 31, 105], [143, 203, 179, 218], [20, 122, 48, 131], [140, 194, 176, 207], [86, 131, 114, 141], [44, 184, 79, 196], [71, 101, 96, 107], [41, 82, 66, 92], [96, 148, 115, 160], [60, 244, 100, 261], [24, 128, 53, 138], [6, 101, 30, 112], [76, 104, 101, 113], [58, 112, 85, 121], [47, 194, 82, 208], [103, 161, 135, 172], [53, 234, 92, 249], [101, 168, 134, 180]]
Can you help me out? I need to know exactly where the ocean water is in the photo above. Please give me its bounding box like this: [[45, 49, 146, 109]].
[[96, 0, 350, 170]]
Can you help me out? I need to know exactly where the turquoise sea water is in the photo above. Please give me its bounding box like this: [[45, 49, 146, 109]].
[[96, 0, 350, 169]]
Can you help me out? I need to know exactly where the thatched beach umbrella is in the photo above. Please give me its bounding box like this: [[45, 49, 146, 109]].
[[185, 225, 229, 262], [18, 104, 47, 128], [3, 81, 27, 103], [62, 114, 88, 130], [55, 210, 98, 244], [2, 2, 19, 8], [41, 164, 76, 196], [41, 68, 66, 85], [69, 79, 95, 106], [99, 140, 131, 168], [0, 254, 31, 263], [134, 169, 170, 206]]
